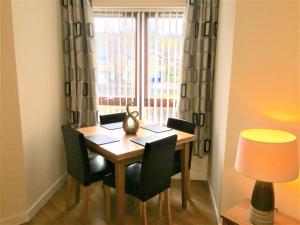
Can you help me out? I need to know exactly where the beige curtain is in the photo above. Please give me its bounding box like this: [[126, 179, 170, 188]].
[[179, 0, 219, 157], [61, 0, 98, 127]]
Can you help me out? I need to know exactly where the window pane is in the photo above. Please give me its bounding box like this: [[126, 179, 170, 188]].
[[94, 12, 136, 113], [144, 12, 184, 123]]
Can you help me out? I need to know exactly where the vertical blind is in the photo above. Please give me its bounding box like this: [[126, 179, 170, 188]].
[[94, 9, 184, 125]]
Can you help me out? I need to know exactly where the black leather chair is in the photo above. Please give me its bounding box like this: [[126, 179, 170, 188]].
[[99, 112, 126, 125], [166, 118, 195, 200], [61, 125, 113, 222], [103, 135, 177, 225]]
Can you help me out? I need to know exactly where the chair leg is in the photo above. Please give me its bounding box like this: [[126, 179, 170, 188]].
[[164, 188, 172, 225], [158, 193, 163, 219], [66, 175, 74, 210], [139, 201, 147, 225], [187, 171, 191, 201], [75, 180, 81, 203], [103, 185, 111, 223], [81, 186, 89, 224]]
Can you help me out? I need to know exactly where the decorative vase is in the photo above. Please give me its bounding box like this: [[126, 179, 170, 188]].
[[123, 102, 139, 134]]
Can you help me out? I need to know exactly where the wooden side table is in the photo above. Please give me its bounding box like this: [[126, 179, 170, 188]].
[[221, 199, 300, 225]]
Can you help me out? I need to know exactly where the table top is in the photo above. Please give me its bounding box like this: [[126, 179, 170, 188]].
[[77, 121, 195, 162], [221, 199, 300, 225]]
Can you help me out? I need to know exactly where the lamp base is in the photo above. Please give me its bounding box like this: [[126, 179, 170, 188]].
[[249, 181, 275, 225], [249, 204, 274, 225]]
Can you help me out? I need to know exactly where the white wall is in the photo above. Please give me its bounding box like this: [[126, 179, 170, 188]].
[[215, 0, 300, 221], [209, 0, 236, 219], [11, 0, 66, 207], [1, 0, 66, 223], [0, 1, 28, 222]]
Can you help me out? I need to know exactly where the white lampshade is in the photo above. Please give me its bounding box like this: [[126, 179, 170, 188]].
[[235, 129, 299, 182]]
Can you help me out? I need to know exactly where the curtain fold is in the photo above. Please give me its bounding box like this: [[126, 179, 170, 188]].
[[179, 0, 219, 157], [61, 0, 98, 127]]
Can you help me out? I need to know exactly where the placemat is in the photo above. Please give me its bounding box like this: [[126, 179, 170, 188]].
[[101, 122, 123, 130], [130, 135, 162, 146], [140, 124, 172, 133], [85, 134, 119, 145]]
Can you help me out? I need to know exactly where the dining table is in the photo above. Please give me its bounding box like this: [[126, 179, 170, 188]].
[[77, 120, 195, 225]]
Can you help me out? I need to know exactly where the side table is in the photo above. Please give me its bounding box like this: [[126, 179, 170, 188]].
[[221, 199, 300, 225]]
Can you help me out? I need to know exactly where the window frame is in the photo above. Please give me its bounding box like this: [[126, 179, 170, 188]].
[[93, 9, 185, 117]]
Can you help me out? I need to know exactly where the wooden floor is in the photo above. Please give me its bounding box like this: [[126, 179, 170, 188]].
[[23, 180, 217, 225]]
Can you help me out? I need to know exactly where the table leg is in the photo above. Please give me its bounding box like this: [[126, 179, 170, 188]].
[[115, 161, 125, 225], [181, 143, 189, 209]]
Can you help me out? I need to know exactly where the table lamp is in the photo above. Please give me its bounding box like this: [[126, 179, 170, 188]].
[[235, 129, 299, 225]]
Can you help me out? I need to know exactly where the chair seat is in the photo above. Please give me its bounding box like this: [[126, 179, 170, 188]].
[[88, 155, 114, 184]]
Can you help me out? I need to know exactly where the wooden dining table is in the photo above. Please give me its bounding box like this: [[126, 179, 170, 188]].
[[77, 121, 195, 225]]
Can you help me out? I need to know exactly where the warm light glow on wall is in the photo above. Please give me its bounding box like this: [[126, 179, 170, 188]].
[[266, 109, 300, 123], [253, 102, 300, 123], [269, 114, 299, 123], [276, 172, 300, 191]]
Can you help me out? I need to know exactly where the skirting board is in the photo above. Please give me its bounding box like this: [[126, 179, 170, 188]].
[[0, 173, 67, 225], [0, 211, 29, 225], [208, 179, 222, 225]]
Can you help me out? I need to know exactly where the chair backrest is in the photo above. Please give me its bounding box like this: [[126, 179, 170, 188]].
[[99, 112, 126, 125], [61, 125, 90, 185], [140, 135, 177, 200], [167, 118, 195, 168], [167, 117, 195, 134]]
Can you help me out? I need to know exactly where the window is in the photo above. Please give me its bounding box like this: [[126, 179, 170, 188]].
[[94, 9, 184, 124]]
